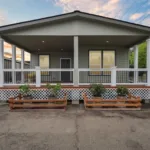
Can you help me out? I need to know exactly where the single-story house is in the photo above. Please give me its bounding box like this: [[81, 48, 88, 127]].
[[0, 10, 150, 101]]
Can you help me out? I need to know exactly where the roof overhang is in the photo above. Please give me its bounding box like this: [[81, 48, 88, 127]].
[[0, 11, 150, 34], [0, 11, 150, 51]]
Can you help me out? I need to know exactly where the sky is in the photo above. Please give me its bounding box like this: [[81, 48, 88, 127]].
[[0, 0, 150, 26]]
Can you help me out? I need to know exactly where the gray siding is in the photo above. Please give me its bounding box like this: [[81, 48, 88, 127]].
[[8, 19, 147, 36], [79, 45, 129, 68], [31, 52, 73, 82], [31, 52, 73, 68], [31, 46, 129, 83], [31, 54, 38, 68]]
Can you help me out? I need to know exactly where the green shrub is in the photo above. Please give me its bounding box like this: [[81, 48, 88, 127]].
[[19, 84, 35, 97], [19, 84, 30, 96], [116, 86, 129, 96], [46, 83, 61, 97], [89, 84, 106, 97]]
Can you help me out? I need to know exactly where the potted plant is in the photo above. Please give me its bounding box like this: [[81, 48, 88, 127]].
[[46, 83, 61, 99], [116, 86, 129, 98], [19, 84, 35, 99], [89, 84, 106, 98]]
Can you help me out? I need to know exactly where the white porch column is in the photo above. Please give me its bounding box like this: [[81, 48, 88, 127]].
[[134, 45, 138, 83], [12, 45, 16, 84], [111, 67, 116, 86], [21, 49, 24, 83], [147, 38, 150, 86], [0, 37, 4, 87], [73, 36, 79, 86], [35, 66, 41, 87]]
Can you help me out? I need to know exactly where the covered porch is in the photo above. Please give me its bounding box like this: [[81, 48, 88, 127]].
[[0, 35, 149, 87], [0, 11, 150, 88]]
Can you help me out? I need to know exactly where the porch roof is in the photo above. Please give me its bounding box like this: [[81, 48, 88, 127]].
[[0, 11, 150, 52], [0, 10, 150, 33]]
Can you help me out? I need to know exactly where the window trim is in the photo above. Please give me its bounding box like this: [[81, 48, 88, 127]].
[[88, 49, 116, 76]]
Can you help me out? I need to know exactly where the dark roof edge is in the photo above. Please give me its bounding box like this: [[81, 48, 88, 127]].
[[0, 11, 75, 29], [81, 11, 150, 30]]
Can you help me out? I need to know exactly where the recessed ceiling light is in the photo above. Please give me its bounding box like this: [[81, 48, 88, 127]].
[[106, 41, 109, 43], [42, 41, 45, 43]]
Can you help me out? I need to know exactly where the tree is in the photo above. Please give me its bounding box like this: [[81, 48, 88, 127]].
[[129, 42, 147, 68]]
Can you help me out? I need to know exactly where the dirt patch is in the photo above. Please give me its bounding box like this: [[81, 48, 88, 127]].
[[126, 139, 143, 150]]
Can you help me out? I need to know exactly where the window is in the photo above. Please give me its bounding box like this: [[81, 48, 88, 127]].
[[16, 47, 21, 69], [39, 55, 50, 69], [103, 51, 115, 68], [16, 48, 21, 61], [4, 42, 12, 69], [24, 51, 31, 69], [89, 50, 115, 75], [89, 51, 101, 75]]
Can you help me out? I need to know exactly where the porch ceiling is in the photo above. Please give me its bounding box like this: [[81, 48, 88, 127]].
[[4, 36, 74, 53], [79, 36, 147, 47], [3, 35, 147, 52]]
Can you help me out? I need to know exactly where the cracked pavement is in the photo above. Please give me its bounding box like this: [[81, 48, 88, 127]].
[[0, 105, 150, 150]]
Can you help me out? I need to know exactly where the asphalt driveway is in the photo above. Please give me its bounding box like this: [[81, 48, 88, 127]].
[[0, 104, 150, 150]]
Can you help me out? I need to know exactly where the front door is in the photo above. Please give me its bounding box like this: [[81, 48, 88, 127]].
[[60, 58, 71, 82]]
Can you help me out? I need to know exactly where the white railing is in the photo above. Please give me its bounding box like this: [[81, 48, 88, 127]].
[[116, 68, 147, 85], [3, 69, 36, 85], [3, 68, 74, 87], [78, 68, 148, 86], [78, 68, 112, 85], [40, 68, 74, 86], [1, 67, 148, 87]]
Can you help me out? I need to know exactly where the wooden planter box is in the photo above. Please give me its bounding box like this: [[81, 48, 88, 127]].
[[83, 93, 142, 110], [8, 94, 67, 110]]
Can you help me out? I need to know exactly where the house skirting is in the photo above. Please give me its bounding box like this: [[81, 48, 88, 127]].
[[0, 86, 150, 101]]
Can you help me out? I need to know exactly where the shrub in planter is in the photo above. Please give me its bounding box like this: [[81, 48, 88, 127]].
[[19, 84, 35, 99], [116, 86, 129, 97], [46, 83, 61, 98], [89, 84, 106, 97]]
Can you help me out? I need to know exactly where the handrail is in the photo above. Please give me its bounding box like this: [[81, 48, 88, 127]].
[[3, 68, 147, 72], [78, 68, 111, 71], [3, 68, 74, 72], [78, 68, 147, 71], [40, 68, 74, 71], [116, 68, 147, 71], [3, 69, 36, 71]]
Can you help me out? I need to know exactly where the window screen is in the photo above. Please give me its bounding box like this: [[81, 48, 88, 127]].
[[89, 51, 101, 75], [89, 50, 115, 75], [39, 55, 50, 69]]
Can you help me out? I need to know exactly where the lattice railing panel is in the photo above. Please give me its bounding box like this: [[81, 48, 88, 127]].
[[0, 88, 149, 101]]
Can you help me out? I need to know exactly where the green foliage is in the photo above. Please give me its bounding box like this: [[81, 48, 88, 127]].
[[138, 42, 147, 68], [129, 51, 134, 66], [116, 86, 129, 96], [89, 84, 106, 97], [129, 42, 147, 68], [19, 84, 35, 96], [46, 83, 61, 97]]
